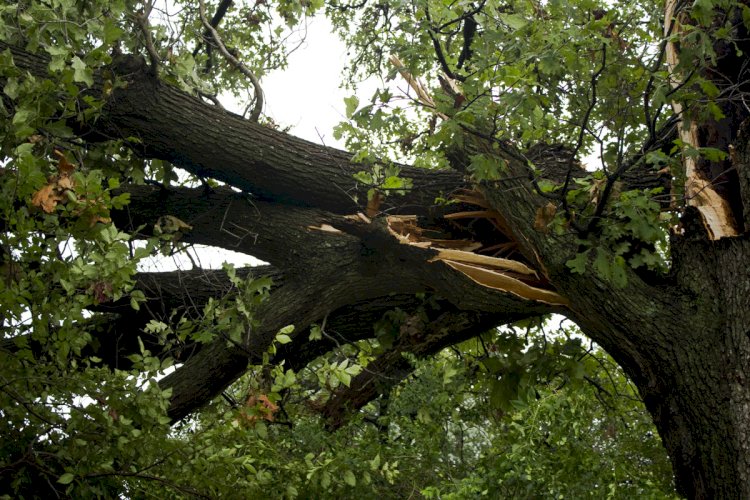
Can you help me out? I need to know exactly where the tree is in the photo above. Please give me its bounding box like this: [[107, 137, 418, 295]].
[[0, 0, 749, 497]]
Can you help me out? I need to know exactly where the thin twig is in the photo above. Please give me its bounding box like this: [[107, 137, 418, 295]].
[[135, 10, 160, 75], [197, 90, 224, 108], [559, 43, 607, 232], [198, 0, 264, 121], [191, 0, 234, 58]]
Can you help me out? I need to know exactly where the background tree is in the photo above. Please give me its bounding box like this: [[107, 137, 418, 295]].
[[0, 0, 748, 497]]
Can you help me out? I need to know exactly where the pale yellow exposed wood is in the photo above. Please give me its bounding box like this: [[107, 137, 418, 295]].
[[664, 0, 738, 239], [442, 260, 568, 306], [356, 212, 372, 224], [307, 224, 342, 234], [452, 193, 491, 208], [386, 214, 418, 223], [387, 216, 484, 251], [432, 249, 538, 277], [444, 210, 496, 220], [389, 55, 436, 108], [389, 55, 449, 120], [344, 213, 372, 224], [387, 227, 411, 243], [386, 212, 564, 306], [423, 240, 483, 251]]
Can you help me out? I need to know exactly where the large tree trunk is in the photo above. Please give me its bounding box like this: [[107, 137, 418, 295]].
[[649, 230, 750, 498], [575, 223, 750, 498], [474, 126, 750, 497]]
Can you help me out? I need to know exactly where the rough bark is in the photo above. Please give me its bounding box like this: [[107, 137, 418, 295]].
[[104, 184, 554, 420], [474, 132, 750, 497]]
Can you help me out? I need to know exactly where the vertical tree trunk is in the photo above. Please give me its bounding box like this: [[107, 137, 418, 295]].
[[640, 213, 750, 498], [644, 318, 750, 498], [479, 132, 750, 497], [562, 211, 750, 498]]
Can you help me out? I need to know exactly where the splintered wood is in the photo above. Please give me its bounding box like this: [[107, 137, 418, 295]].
[[386, 215, 481, 251], [315, 190, 568, 306], [664, 0, 738, 239], [441, 260, 568, 306], [449, 192, 515, 235], [385, 191, 569, 307], [429, 249, 538, 278], [307, 224, 342, 234]]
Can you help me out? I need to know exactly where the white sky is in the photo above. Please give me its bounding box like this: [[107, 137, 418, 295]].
[[261, 17, 351, 148]]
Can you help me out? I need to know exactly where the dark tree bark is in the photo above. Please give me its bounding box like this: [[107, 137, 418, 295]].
[[2, 14, 750, 495], [105, 183, 552, 421]]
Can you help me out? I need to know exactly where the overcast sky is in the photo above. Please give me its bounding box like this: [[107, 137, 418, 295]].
[[261, 17, 350, 148]]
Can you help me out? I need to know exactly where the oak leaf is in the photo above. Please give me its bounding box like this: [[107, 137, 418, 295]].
[[31, 184, 62, 213], [54, 149, 76, 176], [534, 202, 557, 233], [366, 189, 382, 218]]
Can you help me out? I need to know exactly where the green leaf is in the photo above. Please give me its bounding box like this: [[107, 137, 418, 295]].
[[49, 56, 67, 72], [537, 179, 558, 193], [71, 56, 94, 86], [344, 470, 356, 486], [57, 473, 75, 485], [691, 0, 716, 26], [594, 248, 611, 280], [337, 370, 352, 387], [276, 334, 292, 344], [309, 324, 322, 341], [611, 255, 628, 288], [566, 249, 590, 275], [706, 101, 725, 120], [344, 95, 359, 119], [12, 107, 33, 127], [443, 366, 458, 385], [45, 120, 74, 138], [468, 154, 504, 181], [278, 324, 294, 335], [499, 13, 528, 30], [382, 175, 405, 189], [698, 79, 719, 98], [699, 147, 727, 162], [490, 375, 519, 411], [3, 77, 18, 99], [321, 471, 331, 489], [255, 421, 268, 439], [102, 19, 123, 44]]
